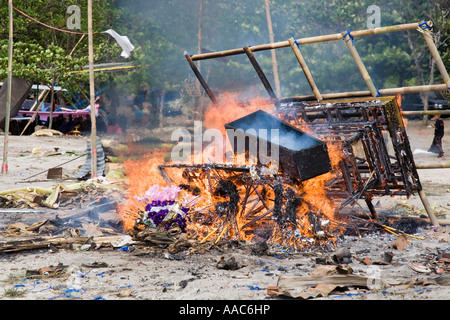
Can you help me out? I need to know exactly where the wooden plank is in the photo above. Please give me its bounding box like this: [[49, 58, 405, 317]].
[[277, 274, 371, 289], [0, 235, 128, 253]]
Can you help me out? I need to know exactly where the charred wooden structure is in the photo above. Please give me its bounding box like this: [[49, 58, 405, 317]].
[[276, 96, 420, 217], [157, 96, 422, 237]]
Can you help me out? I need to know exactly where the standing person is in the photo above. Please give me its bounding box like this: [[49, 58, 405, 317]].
[[428, 114, 444, 158]]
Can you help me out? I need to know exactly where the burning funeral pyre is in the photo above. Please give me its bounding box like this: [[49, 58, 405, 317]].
[[120, 94, 435, 251], [121, 20, 449, 251]]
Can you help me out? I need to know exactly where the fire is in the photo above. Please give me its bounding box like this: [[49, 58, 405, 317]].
[[119, 149, 171, 230], [204, 91, 275, 135], [118, 93, 345, 249]]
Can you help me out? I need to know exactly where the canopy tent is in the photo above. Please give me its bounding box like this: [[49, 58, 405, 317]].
[[0, 77, 32, 131]]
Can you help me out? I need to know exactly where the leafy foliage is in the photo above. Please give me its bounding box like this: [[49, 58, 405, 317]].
[[0, 0, 121, 97], [0, 0, 448, 102]]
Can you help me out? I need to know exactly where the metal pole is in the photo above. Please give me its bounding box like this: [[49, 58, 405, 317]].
[[2, 0, 13, 174], [88, 0, 98, 178]]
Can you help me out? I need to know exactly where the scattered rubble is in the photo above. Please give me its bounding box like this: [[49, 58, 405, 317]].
[[0, 128, 448, 300]]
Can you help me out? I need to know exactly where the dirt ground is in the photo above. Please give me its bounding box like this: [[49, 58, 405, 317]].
[[0, 119, 449, 302]]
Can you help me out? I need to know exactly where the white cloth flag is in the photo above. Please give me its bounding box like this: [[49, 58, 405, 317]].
[[103, 29, 135, 58]]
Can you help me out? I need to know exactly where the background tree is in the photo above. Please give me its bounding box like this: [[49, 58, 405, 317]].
[[0, 0, 122, 104], [0, 0, 448, 125]]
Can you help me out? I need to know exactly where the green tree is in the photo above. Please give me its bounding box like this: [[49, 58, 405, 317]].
[[0, 0, 123, 100]]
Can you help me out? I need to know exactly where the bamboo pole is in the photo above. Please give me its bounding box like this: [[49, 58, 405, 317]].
[[2, 0, 13, 174], [243, 45, 278, 105], [88, 0, 98, 178], [418, 189, 440, 227], [197, 0, 204, 119], [379, 84, 447, 95], [48, 74, 55, 129], [19, 86, 50, 136], [342, 32, 378, 97], [279, 84, 448, 102], [30, 89, 47, 112], [402, 110, 450, 116], [190, 22, 423, 61], [184, 52, 218, 105], [69, 34, 86, 57], [288, 37, 322, 101], [265, 0, 281, 97], [197, 0, 203, 74], [416, 162, 450, 169], [420, 21, 450, 88]]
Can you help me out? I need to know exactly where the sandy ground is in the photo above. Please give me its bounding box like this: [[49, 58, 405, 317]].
[[0, 119, 448, 302]]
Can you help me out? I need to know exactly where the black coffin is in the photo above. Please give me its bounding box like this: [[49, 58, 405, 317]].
[[225, 110, 331, 181]]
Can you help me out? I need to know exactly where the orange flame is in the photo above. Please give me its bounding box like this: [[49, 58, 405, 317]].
[[119, 149, 171, 230], [118, 93, 344, 248], [204, 92, 275, 134]]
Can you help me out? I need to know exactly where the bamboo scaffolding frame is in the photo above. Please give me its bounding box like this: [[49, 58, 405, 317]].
[[181, 20, 448, 229], [186, 20, 449, 106]]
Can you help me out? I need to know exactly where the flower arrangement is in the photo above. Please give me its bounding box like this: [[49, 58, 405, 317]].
[[134, 185, 196, 233]]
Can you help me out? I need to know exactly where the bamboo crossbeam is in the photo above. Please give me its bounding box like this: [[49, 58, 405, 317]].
[[190, 22, 423, 61], [402, 110, 450, 116], [279, 84, 448, 102], [379, 84, 448, 95], [288, 37, 322, 101], [416, 162, 450, 169]]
